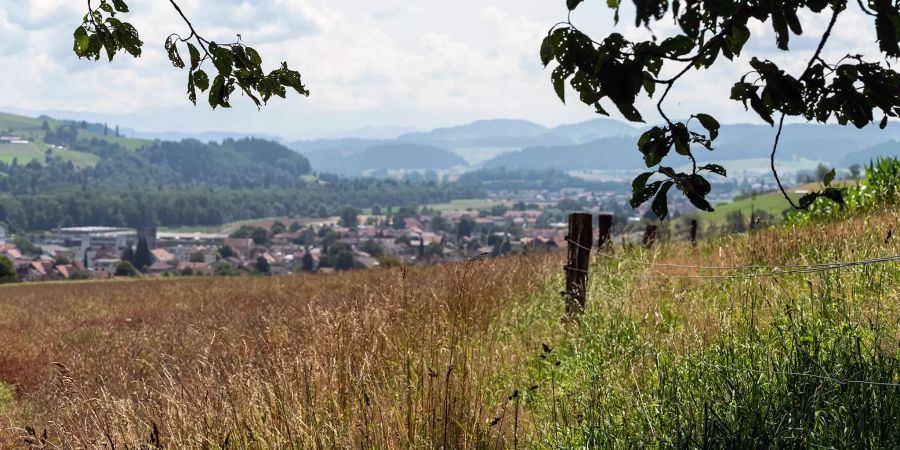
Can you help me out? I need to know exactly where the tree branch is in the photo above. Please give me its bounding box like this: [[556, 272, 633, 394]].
[[771, 1, 843, 209]]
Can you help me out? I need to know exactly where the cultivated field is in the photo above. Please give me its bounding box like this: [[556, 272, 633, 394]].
[[1, 208, 899, 448]]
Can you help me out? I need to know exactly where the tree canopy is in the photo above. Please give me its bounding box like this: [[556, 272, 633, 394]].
[[542, 0, 900, 218]]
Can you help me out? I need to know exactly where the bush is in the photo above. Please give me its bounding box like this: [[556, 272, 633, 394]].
[[0, 256, 18, 284], [790, 158, 900, 224], [114, 261, 139, 277]]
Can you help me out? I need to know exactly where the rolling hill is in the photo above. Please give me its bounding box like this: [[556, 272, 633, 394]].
[[0, 111, 151, 167], [302, 143, 468, 175]]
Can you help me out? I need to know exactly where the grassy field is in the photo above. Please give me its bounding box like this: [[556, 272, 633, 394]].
[[1, 208, 899, 447], [0, 143, 100, 167], [0, 111, 151, 168], [428, 199, 510, 211]]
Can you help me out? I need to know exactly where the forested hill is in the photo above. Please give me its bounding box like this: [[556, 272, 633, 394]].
[[92, 138, 311, 189], [0, 112, 312, 193]]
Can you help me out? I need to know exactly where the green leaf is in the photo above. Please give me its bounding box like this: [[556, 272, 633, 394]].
[[567, 0, 585, 10], [245, 46, 262, 66], [638, 127, 670, 167], [729, 24, 751, 56], [209, 74, 225, 109], [823, 168, 836, 186], [671, 123, 690, 156], [188, 43, 201, 70], [211, 45, 234, 77], [699, 164, 727, 177], [166, 40, 185, 69], [632, 171, 654, 192], [642, 72, 656, 97], [799, 192, 819, 208], [652, 181, 674, 219], [187, 71, 197, 105], [749, 93, 774, 125], [784, 6, 803, 35], [112, 0, 129, 12], [823, 187, 845, 206], [695, 113, 720, 140], [686, 192, 714, 212], [194, 70, 210, 91], [631, 181, 661, 208], [540, 34, 554, 67], [659, 35, 694, 56], [73, 26, 90, 57], [551, 66, 568, 104]]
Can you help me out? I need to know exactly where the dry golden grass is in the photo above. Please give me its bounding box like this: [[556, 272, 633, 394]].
[[0, 253, 559, 449], [3, 209, 899, 448]]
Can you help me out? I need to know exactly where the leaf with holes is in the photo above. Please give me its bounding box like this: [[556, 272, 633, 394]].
[[631, 181, 661, 208], [695, 113, 720, 140], [652, 181, 674, 219], [699, 164, 727, 177]]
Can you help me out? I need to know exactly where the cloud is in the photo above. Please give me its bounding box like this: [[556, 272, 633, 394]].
[[0, 1, 891, 137]]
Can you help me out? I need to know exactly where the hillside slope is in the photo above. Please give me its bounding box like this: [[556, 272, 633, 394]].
[[1, 205, 898, 447]]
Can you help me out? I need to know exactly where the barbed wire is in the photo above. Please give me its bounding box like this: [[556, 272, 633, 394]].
[[563, 238, 900, 280]]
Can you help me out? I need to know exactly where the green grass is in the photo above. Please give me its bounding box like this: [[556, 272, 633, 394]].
[[0, 111, 151, 167], [0, 144, 100, 168], [480, 208, 900, 447], [707, 190, 800, 222], [427, 199, 509, 211], [0, 382, 13, 415]]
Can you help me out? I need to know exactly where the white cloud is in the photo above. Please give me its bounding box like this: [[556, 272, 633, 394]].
[[0, 1, 890, 137]]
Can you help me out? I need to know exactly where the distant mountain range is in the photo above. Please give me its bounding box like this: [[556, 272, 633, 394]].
[[289, 118, 900, 175], [6, 108, 900, 177]]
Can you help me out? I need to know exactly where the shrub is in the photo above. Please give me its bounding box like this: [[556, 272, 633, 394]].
[[114, 261, 139, 277]]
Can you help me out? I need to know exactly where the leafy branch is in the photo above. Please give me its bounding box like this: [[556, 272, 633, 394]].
[[73, 0, 308, 109], [544, 0, 900, 219]]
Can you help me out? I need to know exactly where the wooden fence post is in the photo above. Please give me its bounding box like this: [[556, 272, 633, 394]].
[[597, 213, 614, 251], [690, 219, 698, 246], [642, 224, 657, 248], [564, 213, 593, 316]]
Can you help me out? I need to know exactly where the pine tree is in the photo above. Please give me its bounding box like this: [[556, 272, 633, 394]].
[[133, 237, 154, 271], [255, 256, 270, 274], [302, 246, 315, 272], [121, 245, 134, 263]]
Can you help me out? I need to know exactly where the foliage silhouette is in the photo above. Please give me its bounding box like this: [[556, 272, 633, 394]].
[[544, 0, 900, 217]]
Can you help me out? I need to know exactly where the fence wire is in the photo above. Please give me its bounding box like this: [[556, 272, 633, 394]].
[[566, 237, 900, 280]]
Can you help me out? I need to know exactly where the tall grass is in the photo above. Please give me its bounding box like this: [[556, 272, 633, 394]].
[[0, 254, 558, 448], [491, 209, 900, 448], [1, 209, 899, 448]]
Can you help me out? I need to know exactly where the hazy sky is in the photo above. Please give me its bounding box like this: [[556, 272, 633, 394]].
[[0, 0, 883, 139]]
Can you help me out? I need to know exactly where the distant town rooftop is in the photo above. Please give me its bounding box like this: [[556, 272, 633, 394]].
[[55, 226, 134, 235], [158, 232, 228, 240]]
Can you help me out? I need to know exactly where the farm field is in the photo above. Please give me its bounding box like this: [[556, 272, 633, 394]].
[[427, 198, 509, 211], [1, 208, 899, 447], [0, 111, 150, 168], [0, 143, 100, 168]]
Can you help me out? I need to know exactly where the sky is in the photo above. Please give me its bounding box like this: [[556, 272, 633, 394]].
[[0, 0, 884, 139]]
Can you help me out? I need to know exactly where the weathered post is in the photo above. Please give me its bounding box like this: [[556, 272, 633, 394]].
[[642, 224, 657, 248], [564, 213, 593, 316], [690, 219, 698, 246], [597, 213, 614, 251]]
